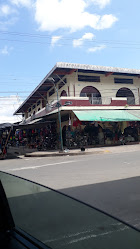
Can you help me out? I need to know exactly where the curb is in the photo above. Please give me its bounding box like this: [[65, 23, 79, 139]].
[[24, 150, 106, 157]]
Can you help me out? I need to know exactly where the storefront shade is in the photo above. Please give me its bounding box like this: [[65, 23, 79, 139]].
[[73, 110, 140, 122]]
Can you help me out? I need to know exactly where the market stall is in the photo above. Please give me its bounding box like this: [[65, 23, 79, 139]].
[[8, 119, 58, 151], [61, 110, 140, 148], [0, 123, 13, 158]]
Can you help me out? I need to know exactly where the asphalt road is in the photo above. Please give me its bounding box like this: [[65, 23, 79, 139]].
[[1, 150, 140, 230]]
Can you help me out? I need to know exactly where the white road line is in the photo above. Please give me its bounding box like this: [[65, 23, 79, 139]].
[[5, 159, 82, 172]]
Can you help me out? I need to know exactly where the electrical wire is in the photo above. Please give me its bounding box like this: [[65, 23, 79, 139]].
[[1, 30, 140, 46], [1, 32, 140, 49]]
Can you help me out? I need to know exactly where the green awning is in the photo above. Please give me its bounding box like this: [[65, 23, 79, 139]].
[[73, 110, 140, 122]]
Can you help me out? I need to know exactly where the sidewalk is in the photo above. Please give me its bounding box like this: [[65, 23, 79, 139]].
[[7, 143, 140, 158], [23, 143, 140, 157]]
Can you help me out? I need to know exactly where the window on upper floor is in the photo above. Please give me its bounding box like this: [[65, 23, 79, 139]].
[[80, 86, 102, 104], [78, 75, 100, 82], [116, 87, 135, 105], [32, 104, 36, 110], [28, 108, 31, 113], [60, 90, 67, 97], [114, 78, 133, 84]]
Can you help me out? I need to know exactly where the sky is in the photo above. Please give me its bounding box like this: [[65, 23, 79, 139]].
[[0, 0, 140, 123]]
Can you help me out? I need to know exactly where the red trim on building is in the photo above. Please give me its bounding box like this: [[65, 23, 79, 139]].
[[110, 100, 127, 106], [105, 72, 114, 77]]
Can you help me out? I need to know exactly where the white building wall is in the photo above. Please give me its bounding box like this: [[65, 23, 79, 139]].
[[47, 78, 70, 104], [27, 99, 42, 117], [25, 71, 140, 119], [69, 72, 140, 105]]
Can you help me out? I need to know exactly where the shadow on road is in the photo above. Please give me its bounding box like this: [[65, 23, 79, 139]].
[[60, 176, 140, 229]]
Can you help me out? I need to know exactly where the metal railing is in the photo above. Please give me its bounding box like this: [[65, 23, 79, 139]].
[[127, 97, 135, 105], [47, 96, 137, 106]]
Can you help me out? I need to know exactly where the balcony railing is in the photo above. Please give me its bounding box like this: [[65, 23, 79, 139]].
[[87, 97, 136, 105], [46, 96, 137, 108], [127, 97, 135, 105], [89, 97, 112, 105], [89, 97, 102, 105]]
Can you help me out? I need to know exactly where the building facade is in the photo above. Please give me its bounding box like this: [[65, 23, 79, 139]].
[[14, 63, 140, 149]]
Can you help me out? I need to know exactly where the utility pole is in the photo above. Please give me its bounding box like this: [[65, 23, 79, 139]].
[[48, 77, 63, 152]]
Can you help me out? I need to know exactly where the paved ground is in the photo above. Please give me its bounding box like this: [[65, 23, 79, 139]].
[[1, 144, 140, 229], [1, 147, 140, 189], [6, 143, 140, 158]]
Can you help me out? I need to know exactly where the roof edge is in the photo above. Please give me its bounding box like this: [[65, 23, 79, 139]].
[[13, 63, 57, 115], [56, 62, 140, 75], [14, 62, 140, 115]]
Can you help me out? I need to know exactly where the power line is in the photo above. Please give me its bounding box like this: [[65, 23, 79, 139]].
[[1, 37, 140, 49], [1, 30, 140, 45], [1, 36, 140, 49]]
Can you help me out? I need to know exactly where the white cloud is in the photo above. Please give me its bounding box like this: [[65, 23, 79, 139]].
[[10, 0, 33, 8], [96, 14, 117, 29], [73, 32, 95, 47], [0, 46, 9, 55], [51, 36, 62, 47], [88, 44, 106, 52], [0, 96, 22, 123], [0, 4, 18, 29], [82, 33, 95, 40], [0, 46, 13, 55], [89, 0, 111, 9], [0, 4, 17, 16], [0, 5, 10, 16], [34, 0, 117, 32]]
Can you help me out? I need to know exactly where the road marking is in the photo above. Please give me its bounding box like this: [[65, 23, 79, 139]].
[[5, 159, 82, 172], [24, 157, 44, 161]]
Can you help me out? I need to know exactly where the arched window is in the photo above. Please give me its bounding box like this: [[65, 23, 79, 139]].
[[60, 90, 67, 97], [80, 86, 102, 104], [116, 88, 135, 105]]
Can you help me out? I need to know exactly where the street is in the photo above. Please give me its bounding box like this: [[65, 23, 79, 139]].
[[1, 148, 140, 229]]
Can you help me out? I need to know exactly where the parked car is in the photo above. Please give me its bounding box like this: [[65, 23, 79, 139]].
[[0, 170, 140, 249]]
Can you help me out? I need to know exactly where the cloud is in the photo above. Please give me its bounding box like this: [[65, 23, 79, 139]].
[[95, 14, 117, 29], [34, 0, 117, 32], [0, 4, 18, 29], [89, 0, 111, 9], [0, 96, 22, 123], [73, 32, 95, 47], [0, 5, 11, 16], [51, 36, 62, 47], [88, 44, 106, 52], [0, 46, 9, 55], [0, 46, 13, 55], [0, 4, 17, 16], [10, 0, 33, 8]]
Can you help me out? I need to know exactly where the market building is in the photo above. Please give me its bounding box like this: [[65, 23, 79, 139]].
[[13, 62, 140, 150]]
